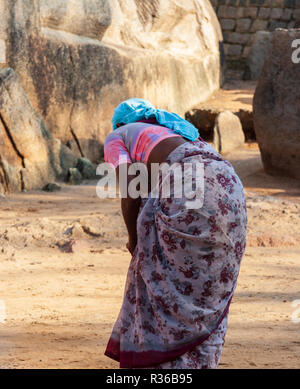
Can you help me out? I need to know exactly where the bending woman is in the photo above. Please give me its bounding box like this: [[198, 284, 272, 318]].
[[104, 98, 247, 369]]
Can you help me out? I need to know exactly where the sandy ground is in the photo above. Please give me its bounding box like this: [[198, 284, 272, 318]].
[[192, 80, 256, 113], [0, 143, 300, 369]]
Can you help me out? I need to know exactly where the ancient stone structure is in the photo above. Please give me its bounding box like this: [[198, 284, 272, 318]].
[[210, 0, 300, 78], [253, 29, 300, 179], [0, 0, 224, 164]]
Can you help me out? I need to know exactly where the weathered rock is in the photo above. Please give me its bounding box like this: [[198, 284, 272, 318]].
[[1, 0, 224, 163], [245, 31, 273, 80], [69, 223, 86, 239], [0, 67, 57, 192], [67, 168, 82, 185], [58, 142, 78, 177], [42, 182, 61, 192], [40, 0, 111, 41], [0, 67, 77, 193], [253, 29, 300, 179], [213, 111, 245, 154], [76, 157, 96, 179]]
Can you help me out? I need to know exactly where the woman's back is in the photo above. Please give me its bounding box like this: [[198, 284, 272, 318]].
[[104, 121, 182, 167]]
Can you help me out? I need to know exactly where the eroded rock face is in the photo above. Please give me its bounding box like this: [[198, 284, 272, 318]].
[[0, 68, 76, 194], [40, 0, 112, 41], [0, 0, 224, 163], [253, 29, 300, 179]]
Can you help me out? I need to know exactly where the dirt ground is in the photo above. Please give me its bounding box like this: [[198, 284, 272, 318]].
[[0, 141, 299, 369], [193, 80, 256, 113]]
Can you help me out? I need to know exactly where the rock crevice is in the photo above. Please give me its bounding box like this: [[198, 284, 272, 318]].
[[0, 67, 78, 194]]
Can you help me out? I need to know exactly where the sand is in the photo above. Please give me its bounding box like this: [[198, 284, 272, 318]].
[[0, 144, 299, 369]]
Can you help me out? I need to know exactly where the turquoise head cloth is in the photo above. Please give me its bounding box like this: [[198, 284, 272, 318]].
[[112, 98, 199, 141]]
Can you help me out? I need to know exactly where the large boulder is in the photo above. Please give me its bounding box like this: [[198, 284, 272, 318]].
[[0, 0, 224, 163], [0, 67, 76, 194], [253, 29, 300, 179], [245, 31, 273, 81]]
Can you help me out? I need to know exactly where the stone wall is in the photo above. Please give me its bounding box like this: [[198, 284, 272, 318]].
[[210, 0, 300, 77]]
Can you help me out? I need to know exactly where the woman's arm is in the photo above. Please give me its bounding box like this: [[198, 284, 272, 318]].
[[117, 164, 141, 255], [104, 134, 141, 255], [121, 196, 141, 255]]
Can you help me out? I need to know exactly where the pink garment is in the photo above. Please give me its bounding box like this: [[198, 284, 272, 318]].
[[104, 122, 181, 168]]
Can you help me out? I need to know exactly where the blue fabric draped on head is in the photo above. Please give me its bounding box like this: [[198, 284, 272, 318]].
[[112, 98, 199, 141]]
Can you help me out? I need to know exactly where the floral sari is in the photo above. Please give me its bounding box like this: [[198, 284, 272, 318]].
[[105, 140, 247, 368]]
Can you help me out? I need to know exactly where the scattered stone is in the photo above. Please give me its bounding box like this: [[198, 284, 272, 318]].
[[0, 242, 16, 259], [253, 29, 300, 179], [63, 227, 73, 236], [67, 168, 82, 185], [57, 239, 90, 253], [42, 182, 61, 192], [76, 157, 96, 179], [64, 223, 86, 239], [213, 111, 245, 154], [79, 217, 103, 237]]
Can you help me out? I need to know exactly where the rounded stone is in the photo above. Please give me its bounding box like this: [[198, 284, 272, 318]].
[[253, 29, 300, 179]]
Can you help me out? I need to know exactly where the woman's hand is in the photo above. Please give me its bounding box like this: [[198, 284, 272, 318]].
[[126, 238, 137, 256]]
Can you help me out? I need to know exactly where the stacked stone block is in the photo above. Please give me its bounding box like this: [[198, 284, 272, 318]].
[[210, 0, 300, 75]]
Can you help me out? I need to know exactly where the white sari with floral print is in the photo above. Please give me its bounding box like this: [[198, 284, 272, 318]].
[[105, 140, 247, 368]]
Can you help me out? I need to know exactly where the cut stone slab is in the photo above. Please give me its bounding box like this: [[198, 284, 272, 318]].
[[213, 111, 245, 154]]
